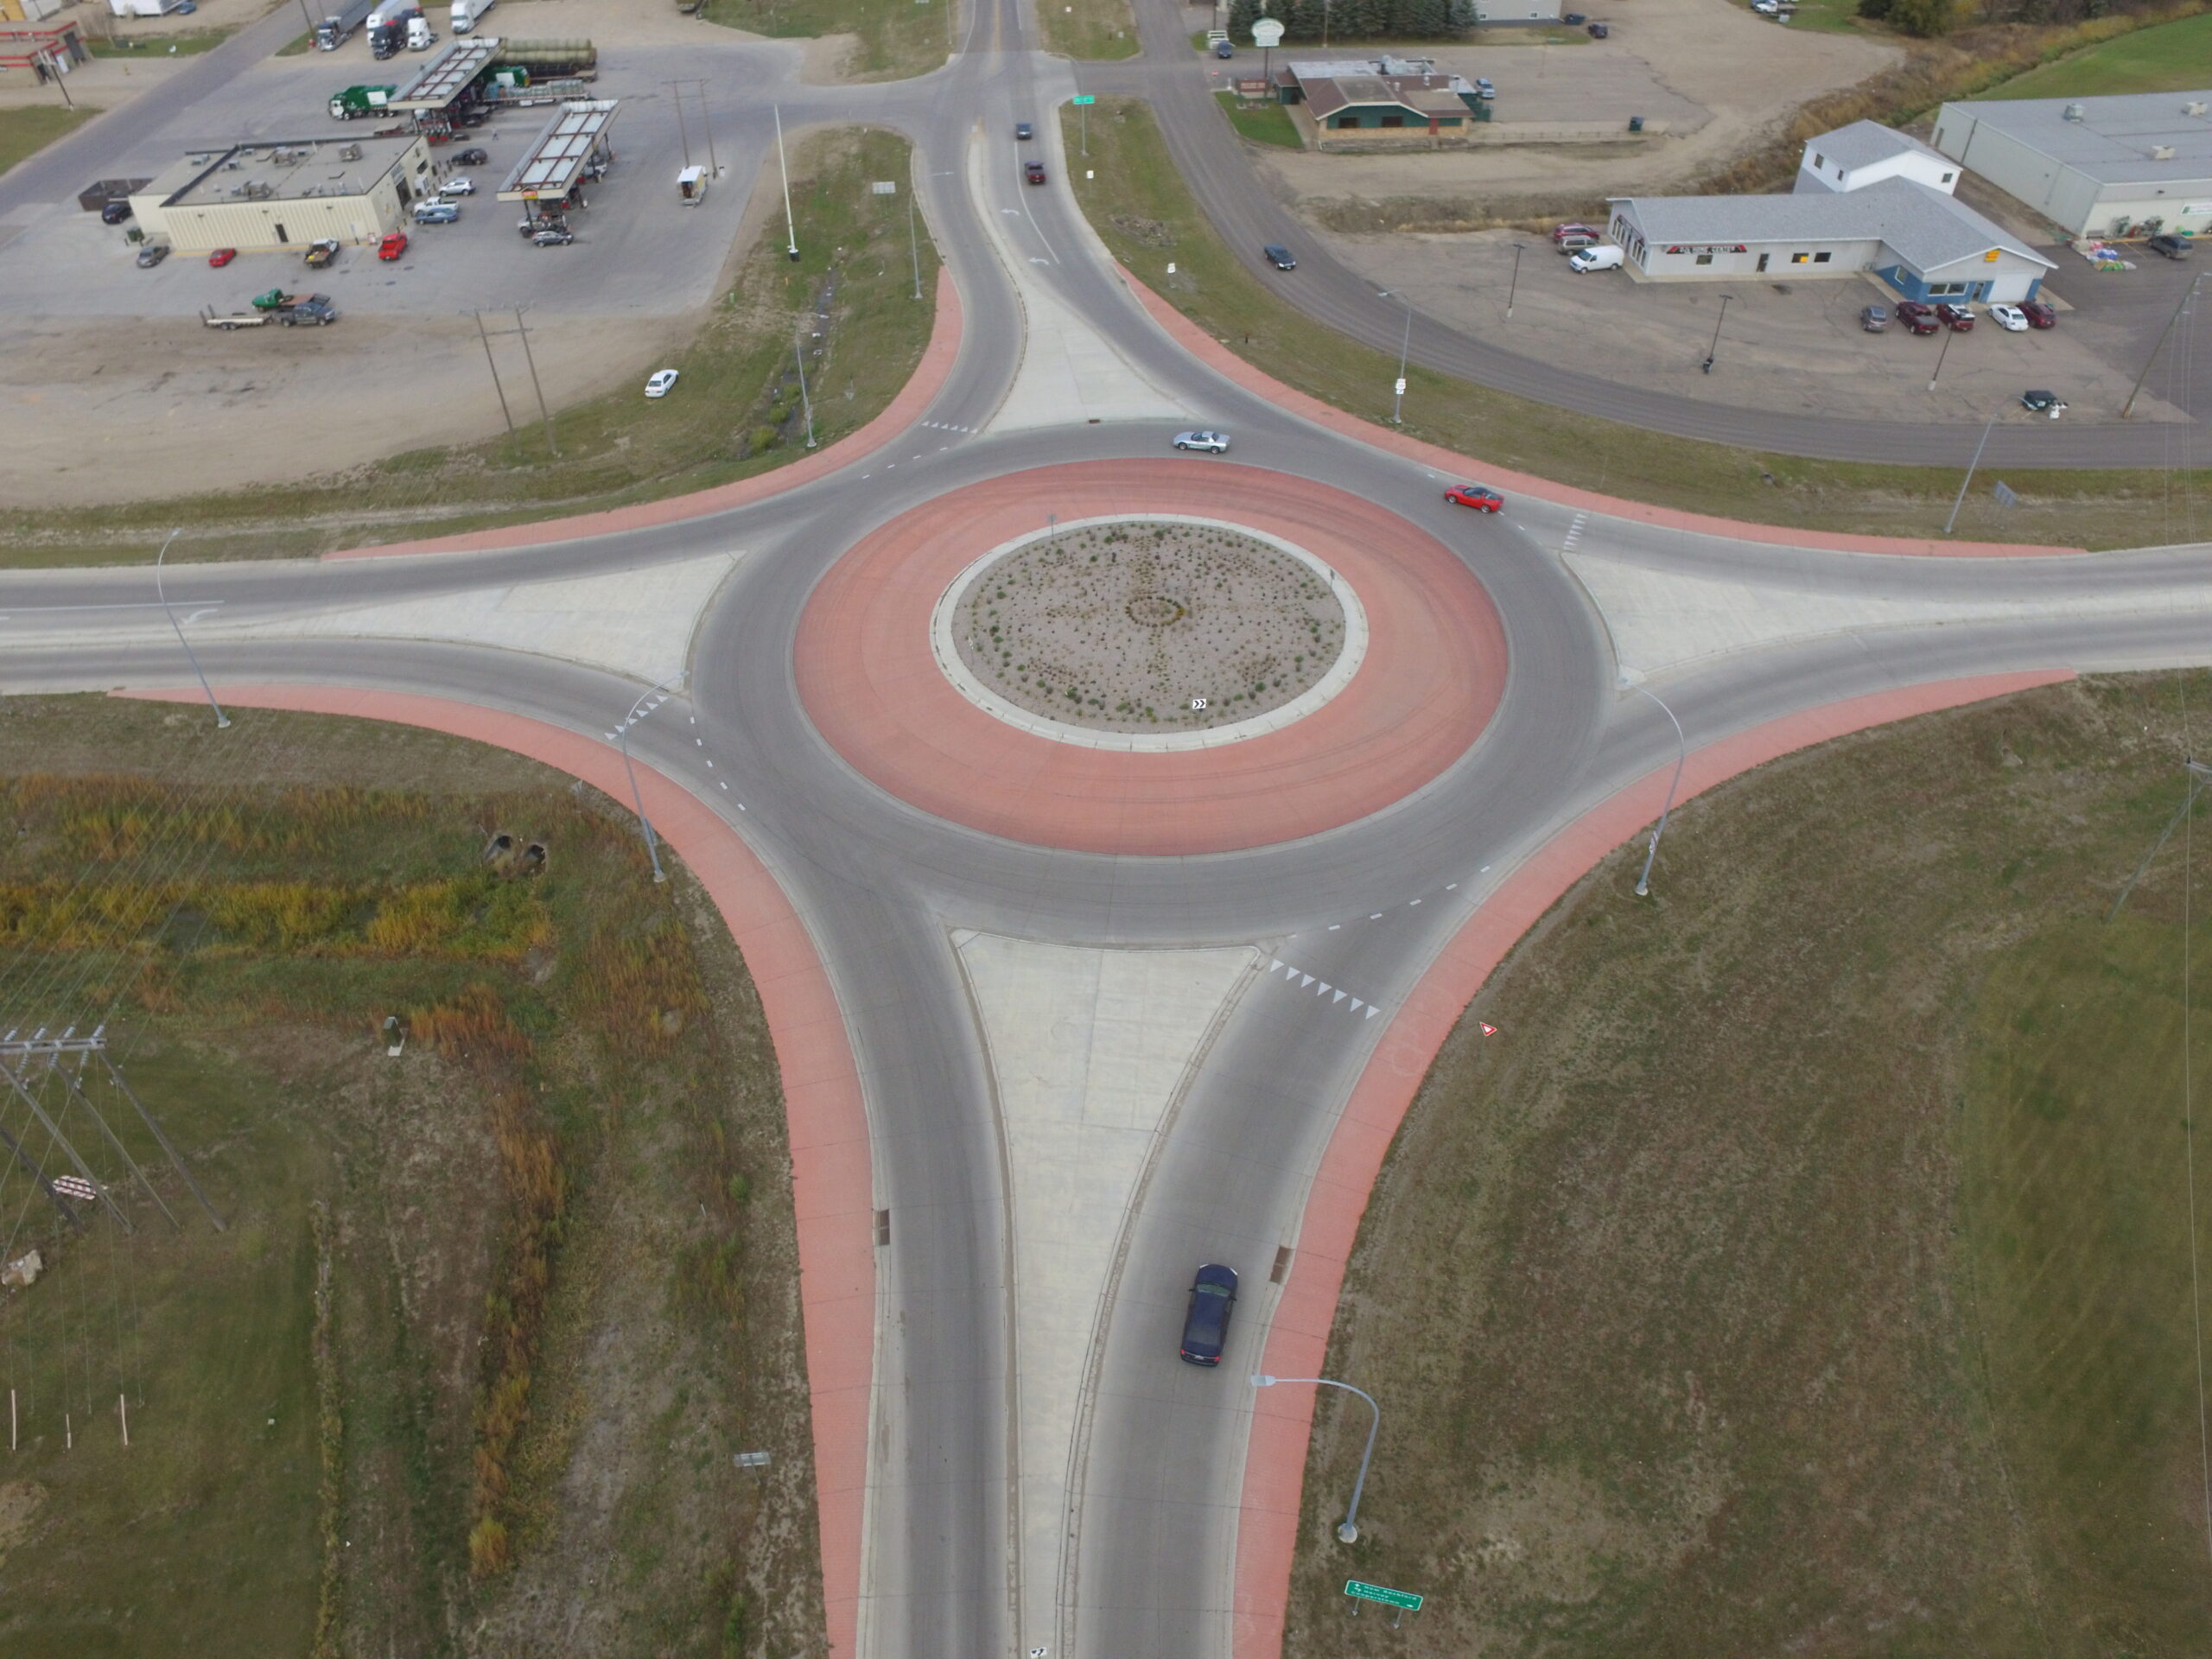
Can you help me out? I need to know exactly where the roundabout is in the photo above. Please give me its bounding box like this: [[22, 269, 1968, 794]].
[[795, 459, 1509, 855]]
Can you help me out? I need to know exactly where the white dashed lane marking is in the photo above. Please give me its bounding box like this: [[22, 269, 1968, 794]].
[[1562, 511, 1589, 552]]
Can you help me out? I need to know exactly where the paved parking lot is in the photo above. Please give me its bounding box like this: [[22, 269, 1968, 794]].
[[1315, 224, 2192, 429], [0, 33, 823, 504]]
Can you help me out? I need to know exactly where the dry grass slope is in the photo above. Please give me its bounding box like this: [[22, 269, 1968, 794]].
[[1287, 671, 2212, 1656]]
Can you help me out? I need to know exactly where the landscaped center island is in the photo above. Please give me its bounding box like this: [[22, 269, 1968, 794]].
[[950, 518, 1347, 732]]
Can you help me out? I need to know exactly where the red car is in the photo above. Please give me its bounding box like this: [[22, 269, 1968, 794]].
[[377, 232, 409, 261], [208, 247, 237, 268], [1445, 482, 1504, 512], [1024, 159, 1046, 185], [1893, 300, 1941, 336], [1551, 220, 1598, 244], [2021, 299, 2056, 328], [1935, 302, 1974, 331]]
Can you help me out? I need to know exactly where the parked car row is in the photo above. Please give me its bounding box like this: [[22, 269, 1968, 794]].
[[1861, 298, 2055, 335]]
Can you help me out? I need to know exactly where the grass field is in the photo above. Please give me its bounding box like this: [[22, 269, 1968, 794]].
[[1040, 0, 1138, 60], [698, 0, 946, 79], [1992, 9, 2212, 99], [1064, 98, 2212, 550], [0, 107, 99, 179], [1282, 671, 2212, 1656], [86, 29, 232, 57], [0, 697, 819, 1656], [0, 128, 938, 568], [1215, 91, 1302, 147]]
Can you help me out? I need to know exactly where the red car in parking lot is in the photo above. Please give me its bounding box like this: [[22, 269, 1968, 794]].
[[2021, 299, 2056, 328], [1445, 482, 1504, 512], [377, 232, 409, 261], [1935, 302, 1974, 331], [1893, 300, 1941, 336]]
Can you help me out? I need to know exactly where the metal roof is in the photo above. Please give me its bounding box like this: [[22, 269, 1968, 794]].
[[1612, 177, 2056, 274], [1808, 118, 1945, 175], [389, 35, 500, 111], [1937, 92, 2212, 185], [497, 99, 619, 200]]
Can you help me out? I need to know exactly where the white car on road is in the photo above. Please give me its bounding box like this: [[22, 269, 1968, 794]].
[[1987, 302, 2029, 332], [1173, 430, 1230, 454]]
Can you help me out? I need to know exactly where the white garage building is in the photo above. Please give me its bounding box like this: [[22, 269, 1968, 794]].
[[1933, 92, 2212, 239]]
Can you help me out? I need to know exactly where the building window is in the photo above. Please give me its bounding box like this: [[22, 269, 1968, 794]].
[[1695, 252, 1713, 265], [1942, 171, 1955, 183], [1812, 153, 1823, 169], [1439, 116, 1459, 126], [1814, 251, 1832, 263], [1379, 115, 1403, 128], [1791, 251, 1809, 264]]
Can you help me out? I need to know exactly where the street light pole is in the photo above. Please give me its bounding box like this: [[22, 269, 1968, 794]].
[[774, 103, 798, 262], [1624, 682, 1685, 897], [153, 529, 229, 729], [1927, 318, 1955, 392], [1702, 293, 1732, 373], [1505, 241, 1525, 318], [614, 676, 683, 883], [794, 333, 817, 448], [1252, 1374, 1380, 1543], [1377, 288, 1413, 423], [1944, 404, 2000, 535]]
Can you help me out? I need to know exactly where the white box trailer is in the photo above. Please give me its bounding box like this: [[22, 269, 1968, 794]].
[[450, 0, 494, 32], [677, 164, 707, 205], [108, 0, 191, 16]]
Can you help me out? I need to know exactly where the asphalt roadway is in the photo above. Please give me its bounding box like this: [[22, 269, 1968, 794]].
[[3, 4, 2212, 1657]]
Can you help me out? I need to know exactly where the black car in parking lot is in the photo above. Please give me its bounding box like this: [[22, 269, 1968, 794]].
[[454, 147, 489, 167], [1179, 1263, 1238, 1366], [2148, 232, 2192, 259]]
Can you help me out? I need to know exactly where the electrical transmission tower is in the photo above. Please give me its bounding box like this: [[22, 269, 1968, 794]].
[[0, 1027, 225, 1234]]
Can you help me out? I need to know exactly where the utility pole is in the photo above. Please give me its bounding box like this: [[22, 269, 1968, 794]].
[[474, 308, 518, 442], [669, 79, 691, 168], [1703, 293, 1732, 374], [512, 306, 557, 458], [1927, 316, 1956, 392], [775, 103, 798, 262], [2124, 270, 2201, 417], [1377, 288, 1413, 423], [1505, 241, 1526, 319], [1624, 683, 1687, 897], [696, 82, 718, 178]]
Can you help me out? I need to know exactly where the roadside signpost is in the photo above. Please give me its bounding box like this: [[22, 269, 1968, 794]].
[[1072, 92, 1094, 155], [1344, 1580, 1423, 1627]]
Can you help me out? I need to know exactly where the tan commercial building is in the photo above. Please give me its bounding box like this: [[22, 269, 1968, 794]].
[[130, 134, 435, 255]]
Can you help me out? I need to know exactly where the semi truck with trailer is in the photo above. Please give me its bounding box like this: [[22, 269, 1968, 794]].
[[314, 0, 374, 48], [365, 0, 420, 58], [328, 84, 397, 119], [449, 0, 494, 32]]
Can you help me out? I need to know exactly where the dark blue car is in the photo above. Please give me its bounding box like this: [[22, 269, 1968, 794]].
[[1179, 1263, 1238, 1365]]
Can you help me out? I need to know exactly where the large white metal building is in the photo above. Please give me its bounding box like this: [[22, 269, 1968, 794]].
[[130, 134, 435, 253], [1933, 92, 2212, 239]]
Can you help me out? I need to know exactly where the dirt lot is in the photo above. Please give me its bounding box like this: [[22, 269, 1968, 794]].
[[1313, 226, 2190, 425], [1257, 0, 1899, 207]]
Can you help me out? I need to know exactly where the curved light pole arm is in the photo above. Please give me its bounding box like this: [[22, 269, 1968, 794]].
[[1252, 1374, 1382, 1542], [155, 528, 229, 729], [616, 673, 684, 884], [1626, 683, 1686, 897]]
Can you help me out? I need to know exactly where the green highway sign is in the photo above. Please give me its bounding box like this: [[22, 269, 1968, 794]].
[[1344, 1580, 1422, 1611], [1071, 93, 1096, 105]]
